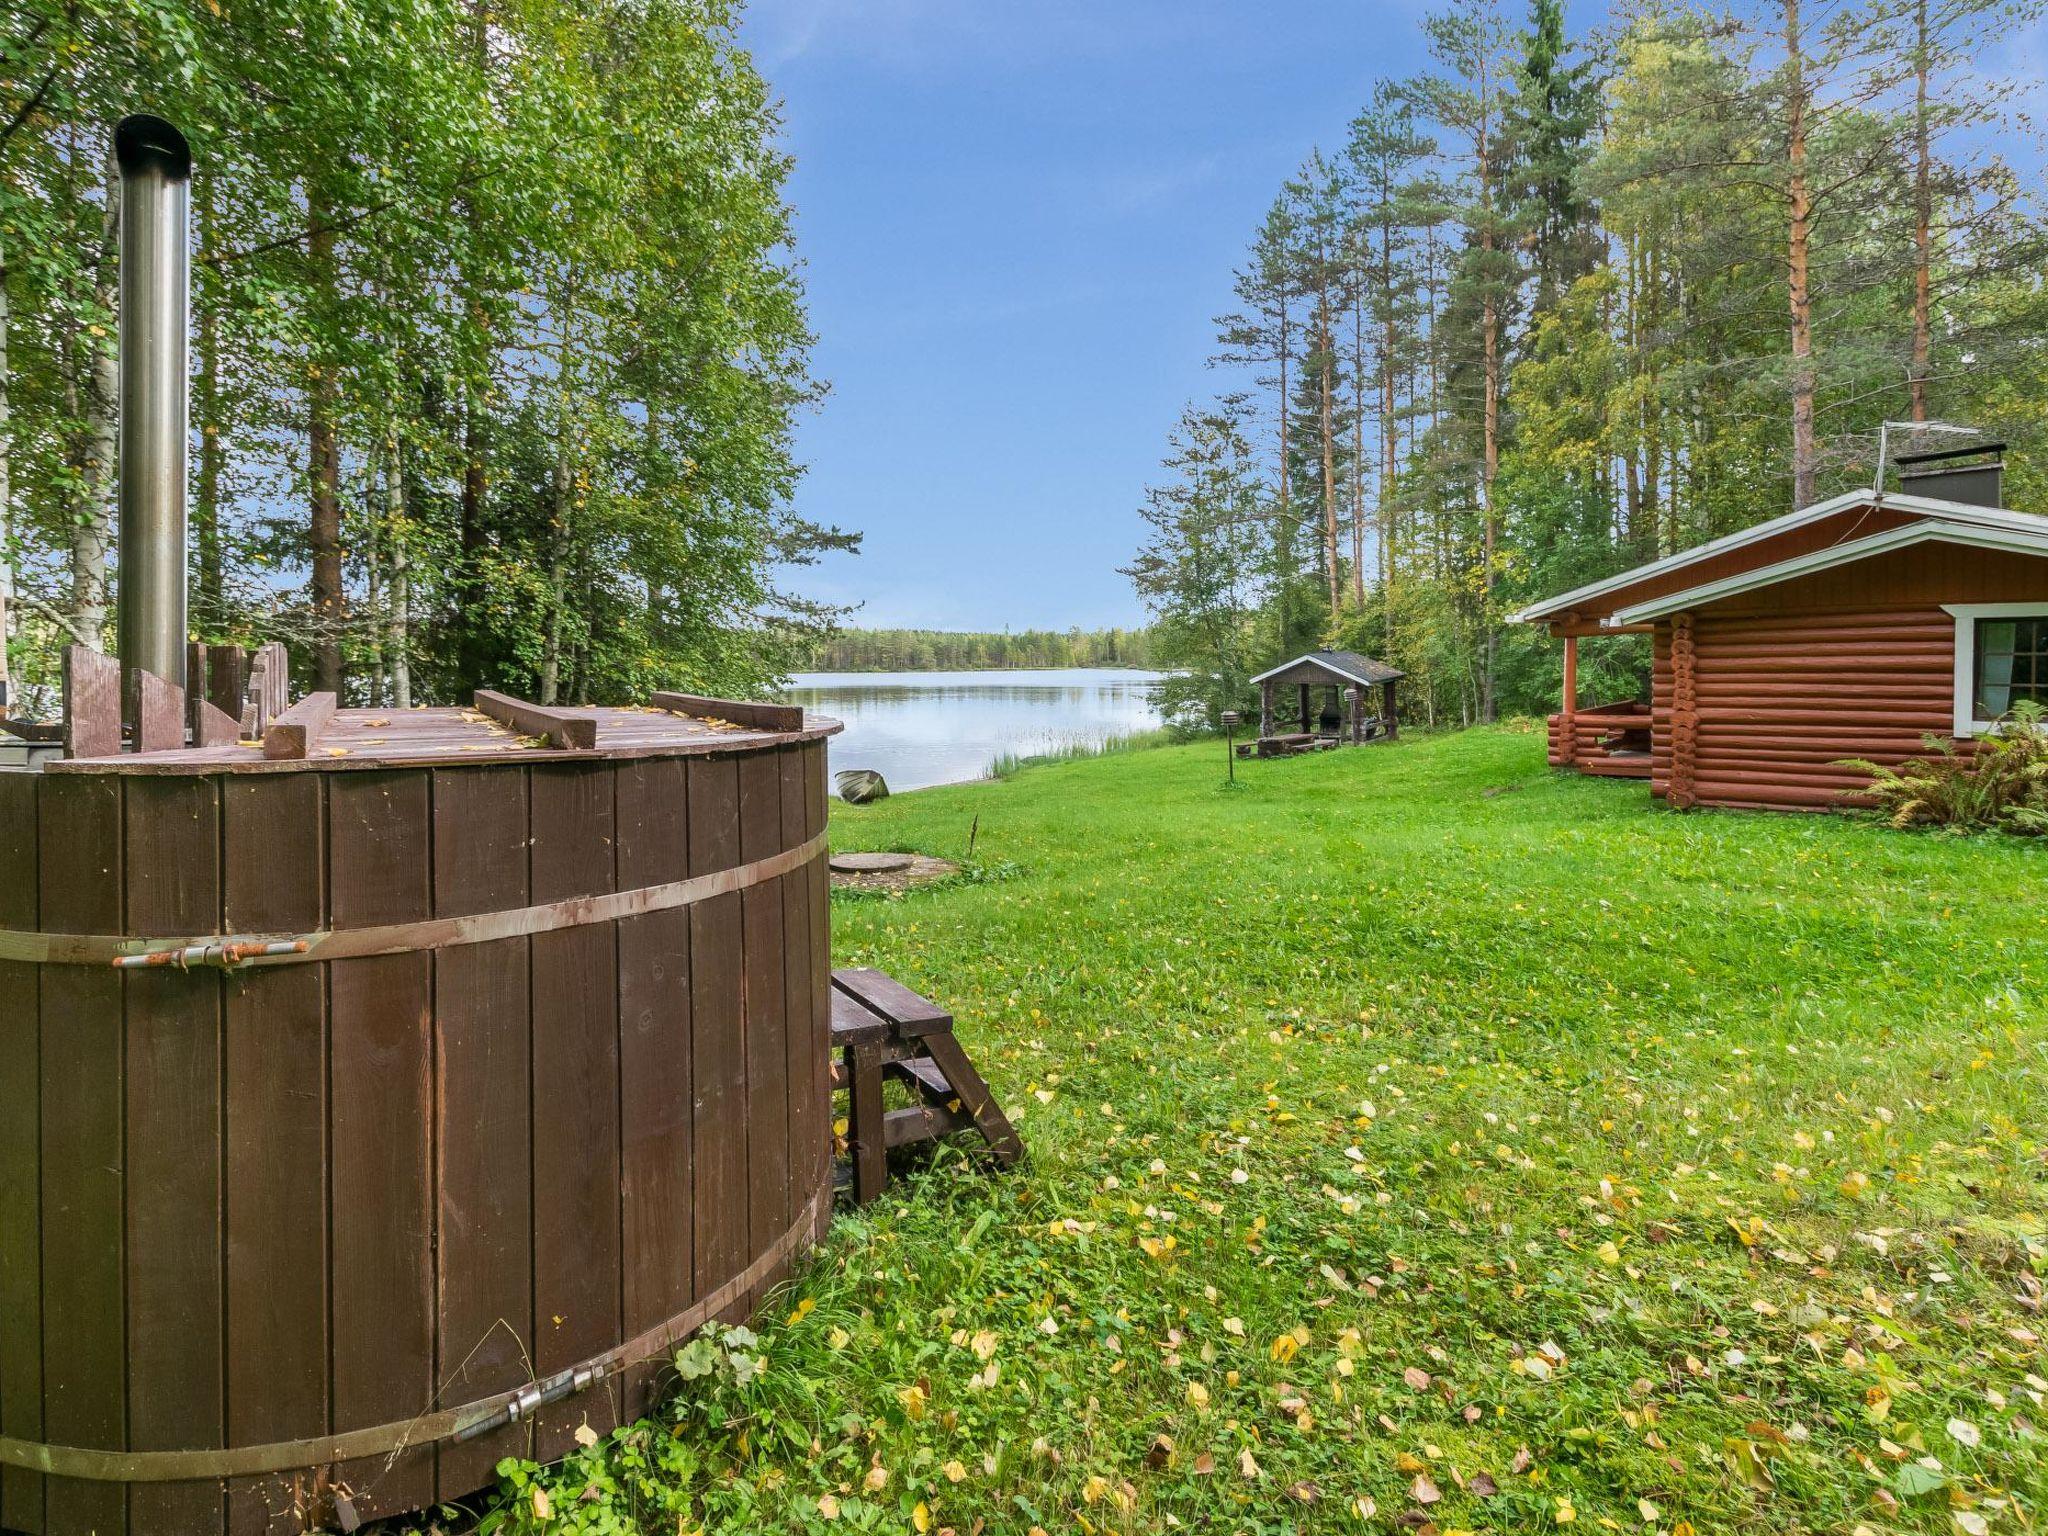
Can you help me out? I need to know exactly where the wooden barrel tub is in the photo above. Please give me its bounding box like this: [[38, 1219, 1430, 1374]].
[[0, 701, 839, 1534]]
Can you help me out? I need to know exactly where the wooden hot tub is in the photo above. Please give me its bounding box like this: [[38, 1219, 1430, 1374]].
[[0, 699, 838, 1534]]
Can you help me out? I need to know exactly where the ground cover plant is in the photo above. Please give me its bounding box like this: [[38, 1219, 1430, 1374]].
[[480, 727, 2046, 1535]]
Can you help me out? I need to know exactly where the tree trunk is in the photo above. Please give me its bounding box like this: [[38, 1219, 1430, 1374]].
[[1909, 0, 1932, 424], [1784, 0, 1819, 509], [539, 440, 572, 706], [1380, 220, 1398, 643], [362, 469, 385, 707], [385, 429, 412, 708], [1480, 289, 1499, 724], [1274, 284, 1292, 655], [308, 204, 345, 695], [1319, 303, 1340, 616], [1350, 271, 1367, 609]]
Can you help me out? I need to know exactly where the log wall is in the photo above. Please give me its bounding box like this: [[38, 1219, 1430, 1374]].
[[1641, 542, 2048, 810]]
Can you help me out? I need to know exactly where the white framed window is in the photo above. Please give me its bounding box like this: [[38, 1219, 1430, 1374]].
[[1944, 601, 2048, 736]]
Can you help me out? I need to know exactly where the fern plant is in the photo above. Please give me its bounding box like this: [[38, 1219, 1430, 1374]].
[[1837, 700, 2048, 833]]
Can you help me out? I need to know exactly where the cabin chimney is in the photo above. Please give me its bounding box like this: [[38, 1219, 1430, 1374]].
[[113, 113, 192, 721], [1895, 440, 2005, 509]]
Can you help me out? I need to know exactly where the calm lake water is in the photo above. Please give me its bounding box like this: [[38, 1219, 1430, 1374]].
[[783, 668, 1168, 795]]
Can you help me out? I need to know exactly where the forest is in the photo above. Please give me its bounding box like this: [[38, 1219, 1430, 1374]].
[[801, 626, 1155, 673], [0, 0, 850, 717], [1126, 0, 2048, 731]]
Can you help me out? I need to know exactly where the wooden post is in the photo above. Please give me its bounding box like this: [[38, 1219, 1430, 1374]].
[[1348, 685, 1363, 744], [1297, 683, 1310, 734], [1562, 634, 1578, 718], [1383, 679, 1398, 740], [1669, 612, 1697, 809], [1259, 681, 1274, 739]]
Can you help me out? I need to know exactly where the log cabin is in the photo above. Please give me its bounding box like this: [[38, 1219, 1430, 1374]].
[[1511, 449, 2048, 810]]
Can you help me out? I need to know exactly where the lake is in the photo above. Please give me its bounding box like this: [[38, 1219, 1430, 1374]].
[[782, 668, 1169, 795]]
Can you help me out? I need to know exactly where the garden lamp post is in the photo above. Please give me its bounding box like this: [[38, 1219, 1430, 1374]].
[[1221, 710, 1239, 783]]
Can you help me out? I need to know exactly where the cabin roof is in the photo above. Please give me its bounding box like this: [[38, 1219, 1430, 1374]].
[[1509, 490, 2048, 627], [1250, 650, 1405, 688]]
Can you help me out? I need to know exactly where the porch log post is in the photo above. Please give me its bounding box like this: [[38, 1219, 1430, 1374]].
[[1348, 685, 1363, 743], [1259, 681, 1274, 738], [1383, 679, 1398, 739], [1562, 634, 1577, 719], [1298, 683, 1310, 734], [1669, 611, 1698, 809]]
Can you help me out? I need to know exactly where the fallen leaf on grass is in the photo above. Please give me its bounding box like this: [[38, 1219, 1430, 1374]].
[[1947, 1417, 1981, 1448], [1412, 1475, 1441, 1504], [1468, 1472, 1497, 1497]]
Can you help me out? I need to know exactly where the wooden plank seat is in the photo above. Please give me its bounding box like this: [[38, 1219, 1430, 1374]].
[[829, 968, 1023, 1204]]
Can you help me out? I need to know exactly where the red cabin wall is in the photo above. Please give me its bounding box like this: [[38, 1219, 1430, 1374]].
[[1646, 542, 2048, 810]]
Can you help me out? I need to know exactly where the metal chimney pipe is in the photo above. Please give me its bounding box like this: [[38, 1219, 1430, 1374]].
[[114, 113, 193, 717]]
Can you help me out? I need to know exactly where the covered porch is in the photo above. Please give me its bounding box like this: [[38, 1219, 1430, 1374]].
[[1247, 651, 1403, 757], [1541, 624, 1655, 779]]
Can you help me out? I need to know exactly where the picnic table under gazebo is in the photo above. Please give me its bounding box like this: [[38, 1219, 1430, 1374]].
[[1247, 650, 1402, 756]]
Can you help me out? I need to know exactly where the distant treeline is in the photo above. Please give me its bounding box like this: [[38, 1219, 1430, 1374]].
[[803, 627, 1156, 672]]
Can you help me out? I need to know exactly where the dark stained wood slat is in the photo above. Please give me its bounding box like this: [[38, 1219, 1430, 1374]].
[[194, 699, 241, 748], [473, 690, 596, 750], [528, 762, 622, 1457], [806, 741, 832, 1243], [37, 773, 127, 1536], [63, 645, 121, 761], [650, 691, 803, 733], [0, 771, 42, 1533], [430, 766, 534, 1498], [738, 752, 788, 1307], [122, 776, 226, 1536], [204, 645, 246, 726], [134, 669, 186, 755], [222, 774, 330, 1536], [614, 757, 692, 1421], [831, 968, 952, 1037], [687, 755, 748, 1320], [327, 771, 435, 1520], [846, 1041, 887, 1206], [263, 692, 337, 761], [778, 747, 820, 1237]]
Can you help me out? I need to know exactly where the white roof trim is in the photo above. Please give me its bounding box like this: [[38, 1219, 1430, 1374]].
[[1610, 520, 2048, 623], [1508, 491, 2048, 624], [1250, 654, 1391, 689]]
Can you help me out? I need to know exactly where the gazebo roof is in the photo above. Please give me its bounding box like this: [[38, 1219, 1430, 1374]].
[[1251, 650, 1405, 688]]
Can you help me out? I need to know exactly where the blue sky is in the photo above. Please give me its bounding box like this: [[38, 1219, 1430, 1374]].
[[742, 0, 1436, 632]]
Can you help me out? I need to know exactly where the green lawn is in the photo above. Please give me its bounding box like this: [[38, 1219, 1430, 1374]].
[[497, 727, 2047, 1536]]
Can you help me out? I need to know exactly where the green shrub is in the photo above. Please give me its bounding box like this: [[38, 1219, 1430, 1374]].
[[1838, 699, 2048, 832]]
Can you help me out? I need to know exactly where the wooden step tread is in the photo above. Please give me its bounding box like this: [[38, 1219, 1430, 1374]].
[[832, 967, 951, 1036]]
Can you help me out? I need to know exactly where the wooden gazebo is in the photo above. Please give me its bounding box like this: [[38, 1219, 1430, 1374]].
[[1250, 651, 1402, 753]]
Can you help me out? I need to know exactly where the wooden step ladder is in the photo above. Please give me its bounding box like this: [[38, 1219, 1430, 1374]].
[[829, 968, 1023, 1204]]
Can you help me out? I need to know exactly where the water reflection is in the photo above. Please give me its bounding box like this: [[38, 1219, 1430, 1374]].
[[782, 668, 1168, 795]]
